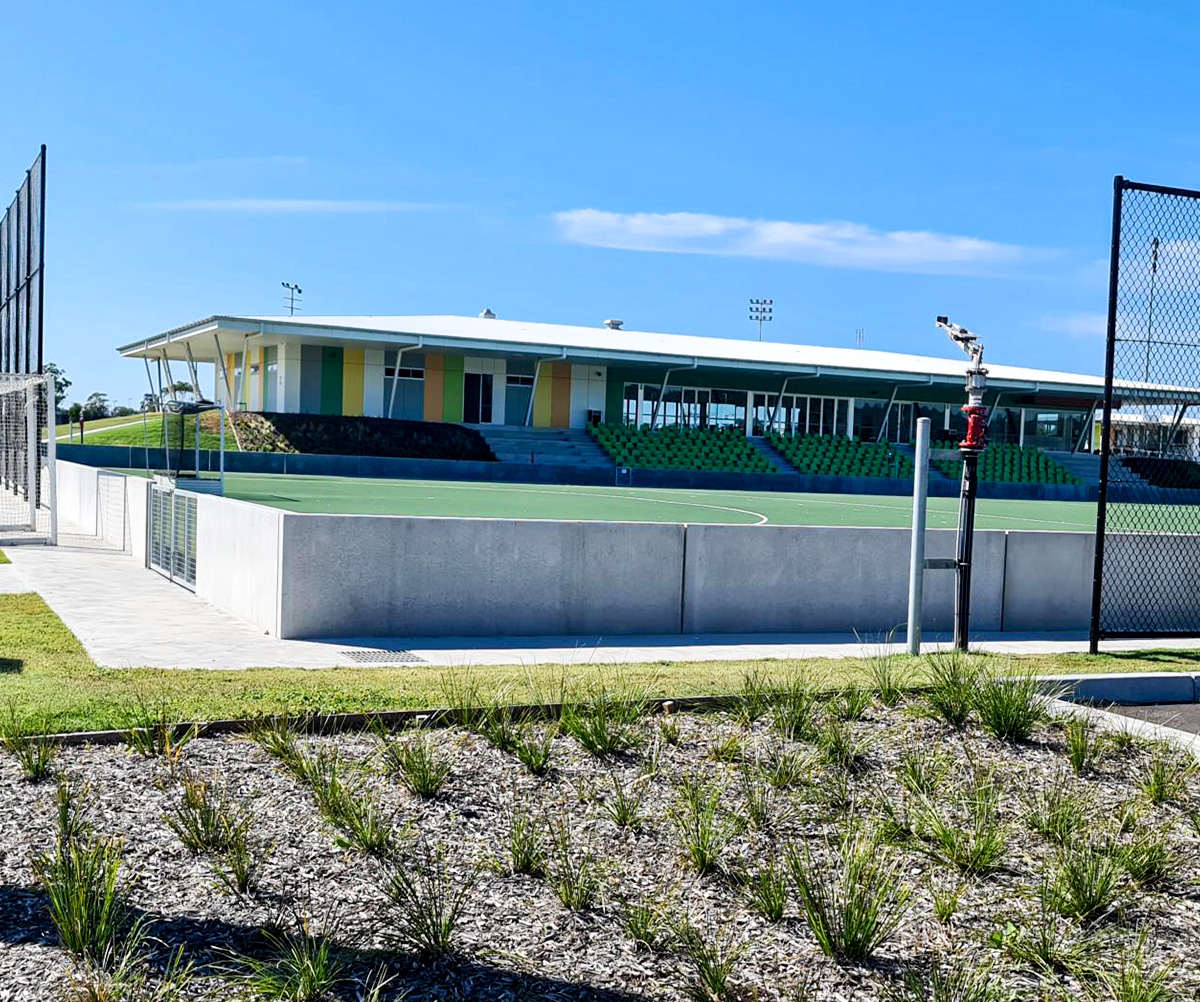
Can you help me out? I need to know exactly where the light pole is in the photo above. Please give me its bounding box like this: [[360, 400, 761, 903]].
[[749, 299, 773, 340], [936, 316, 989, 652], [282, 282, 303, 316]]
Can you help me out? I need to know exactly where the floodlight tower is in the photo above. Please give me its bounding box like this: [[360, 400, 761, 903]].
[[282, 282, 303, 316], [749, 299, 773, 340], [936, 315, 989, 652]]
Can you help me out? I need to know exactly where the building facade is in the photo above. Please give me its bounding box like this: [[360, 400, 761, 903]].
[[119, 314, 1109, 452]]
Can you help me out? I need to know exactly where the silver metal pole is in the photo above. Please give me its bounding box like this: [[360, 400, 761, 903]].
[[26, 381, 38, 530], [45, 376, 57, 545], [907, 417, 931, 655]]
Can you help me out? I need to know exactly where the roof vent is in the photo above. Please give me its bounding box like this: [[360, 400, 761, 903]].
[[479, 307, 496, 319], [604, 318, 624, 330]]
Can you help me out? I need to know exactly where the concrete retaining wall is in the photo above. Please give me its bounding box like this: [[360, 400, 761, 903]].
[[278, 515, 684, 638], [195, 495, 283, 636]]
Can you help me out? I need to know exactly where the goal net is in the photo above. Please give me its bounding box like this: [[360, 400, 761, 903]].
[[0, 373, 56, 543]]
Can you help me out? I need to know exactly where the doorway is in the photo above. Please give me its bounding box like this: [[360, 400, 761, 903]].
[[464, 373, 494, 424]]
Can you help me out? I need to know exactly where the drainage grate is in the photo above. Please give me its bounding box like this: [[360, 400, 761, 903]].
[[340, 649, 427, 665]]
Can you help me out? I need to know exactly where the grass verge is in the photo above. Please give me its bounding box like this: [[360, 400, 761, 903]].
[[4, 592, 1200, 734]]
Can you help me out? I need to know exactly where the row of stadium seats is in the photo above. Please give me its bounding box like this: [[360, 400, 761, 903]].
[[931, 441, 1081, 485], [588, 423, 774, 473], [1120, 455, 1200, 490], [766, 431, 914, 479]]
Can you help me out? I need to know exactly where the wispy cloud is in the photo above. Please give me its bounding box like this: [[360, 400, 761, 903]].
[[1040, 311, 1107, 338], [554, 208, 1054, 276], [148, 198, 441, 213]]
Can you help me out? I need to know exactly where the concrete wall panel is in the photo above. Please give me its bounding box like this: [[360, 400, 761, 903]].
[[681, 526, 1007, 635], [277, 516, 684, 639], [1001, 531, 1094, 632], [194, 494, 282, 636]]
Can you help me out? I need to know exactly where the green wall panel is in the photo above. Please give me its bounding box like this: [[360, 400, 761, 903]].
[[320, 346, 344, 415], [442, 355, 465, 423]]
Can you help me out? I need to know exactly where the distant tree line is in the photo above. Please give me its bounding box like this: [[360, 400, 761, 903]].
[[47, 363, 194, 423]]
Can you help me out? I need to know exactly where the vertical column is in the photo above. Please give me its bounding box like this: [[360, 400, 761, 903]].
[[26, 382, 37, 529], [342, 348, 365, 416], [278, 341, 302, 413], [362, 349, 386, 417]]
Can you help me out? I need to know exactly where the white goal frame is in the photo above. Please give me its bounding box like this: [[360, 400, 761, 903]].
[[0, 372, 56, 544]]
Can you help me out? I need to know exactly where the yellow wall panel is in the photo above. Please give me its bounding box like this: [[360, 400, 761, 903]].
[[532, 362, 554, 427], [342, 348, 365, 416], [550, 362, 572, 428]]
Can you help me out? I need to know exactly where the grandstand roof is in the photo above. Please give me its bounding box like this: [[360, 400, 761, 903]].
[[120, 313, 1115, 401]]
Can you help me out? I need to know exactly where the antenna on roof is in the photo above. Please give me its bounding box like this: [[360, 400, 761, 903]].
[[479, 307, 496, 319], [855, 328, 865, 349], [604, 319, 623, 330]]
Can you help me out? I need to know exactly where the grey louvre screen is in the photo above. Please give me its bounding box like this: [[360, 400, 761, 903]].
[[1091, 177, 1200, 646], [0, 147, 45, 377]]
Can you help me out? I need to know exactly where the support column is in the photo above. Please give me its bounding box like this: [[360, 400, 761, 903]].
[[278, 341, 303, 413]]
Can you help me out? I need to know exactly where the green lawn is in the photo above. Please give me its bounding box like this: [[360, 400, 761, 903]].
[[1, 592, 1198, 734], [219, 473, 1099, 530], [62, 412, 239, 451], [54, 412, 165, 438]]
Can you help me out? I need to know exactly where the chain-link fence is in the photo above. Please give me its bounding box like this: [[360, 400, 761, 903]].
[[1091, 177, 1200, 645], [0, 146, 45, 378]]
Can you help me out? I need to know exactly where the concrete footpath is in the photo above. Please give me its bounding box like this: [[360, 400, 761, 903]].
[[4, 543, 1200, 671]]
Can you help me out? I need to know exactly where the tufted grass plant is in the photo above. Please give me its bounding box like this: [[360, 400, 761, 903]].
[[0, 703, 56, 782], [787, 822, 911, 962], [622, 900, 673, 953], [602, 771, 646, 830], [513, 722, 554, 776], [914, 770, 1008, 876], [559, 689, 645, 758], [673, 918, 744, 1002], [1043, 838, 1125, 924], [118, 695, 198, 768], [882, 957, 1009, 1002], [972, 670, 1056, 742], [922, 650, 981, 730], [1138, 744, 1196, 805], [1063, 715, 1103, 776], [897, 745, 952, 797], [164, 770, 251, 855], [771, 673, 820, 742], [670, 774, 737, 876], [233, 911, 346, 1000], [382, 842, 479, 957], [504, 807, 547, 877], [818, 716, 872, 773], [831, 685, 871, 722], [743, 855, 788, 922], [546, 820, 601, 911], [1021, 768, 1093, 847], [1113, 827, 1175, 889], [379, 729, 452, 799]]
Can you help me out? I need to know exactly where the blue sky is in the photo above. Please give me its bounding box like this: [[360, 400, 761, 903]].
[[7, 0, 1200, 407]]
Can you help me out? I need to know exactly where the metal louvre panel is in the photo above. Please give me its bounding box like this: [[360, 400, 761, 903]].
[[1093, 177, 1200, 642]]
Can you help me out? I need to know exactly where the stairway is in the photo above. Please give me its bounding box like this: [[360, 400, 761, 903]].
[[474, 425, 615, 468], [894, 442, 955, 487], [747, 436, 796, 474], [1046, 451, 1100, 487]]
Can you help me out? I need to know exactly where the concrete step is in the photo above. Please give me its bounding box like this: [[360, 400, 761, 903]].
[[747, 436, 796, 474], [1047, 451, 1100, 487], [895, 442, 957, 485], [475, 424, 614, 467]]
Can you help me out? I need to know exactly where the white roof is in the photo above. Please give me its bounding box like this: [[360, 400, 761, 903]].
[[120, 313, 1110, 398]]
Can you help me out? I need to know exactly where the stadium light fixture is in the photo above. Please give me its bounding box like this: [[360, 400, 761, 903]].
[[749, 299, 773, 341], [935, 315, 989, 652], [282, 282, 303, 316]]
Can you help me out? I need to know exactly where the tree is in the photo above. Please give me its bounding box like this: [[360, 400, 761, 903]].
[[81, 392, 109, 420], [110, 405, 136, 418], [168, 380, 195, 400], [141, 393, 161, 413], [44, 362, 70, 419], [67, 402, 81, 423]]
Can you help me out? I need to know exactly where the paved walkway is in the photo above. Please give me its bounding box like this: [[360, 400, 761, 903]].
[[4, 543, 1200, 670]]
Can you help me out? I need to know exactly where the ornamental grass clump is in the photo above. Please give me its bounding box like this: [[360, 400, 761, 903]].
[[1138, 744, 1196, 805], [896, 745, 952, 797], [504, 807, 547, 877], [864, 645, 912, 708], [817, 716, 872, 773], [787, 823, 911, 962], [670, 774, 737, 876], [1063, 715, 1103, 776], [0, 703, 55, 782], [972, 670, 1056, 743], [602, 771, 646, 831], [379, 730, 452, 799], [673, 918, 744, 1002], [513, 723, 554, 776], [1043, 838, 1125, 924], [118, 695, 198, 766], [831, 685, 872, 722], [922, 650, 981, 730], [913, 771, 1008, 876], [742, 856, 788, 922], [559, 689, 644, 758], [882, 957, 1009, 1002], [1021, 769, 1092, 848], [382, 842, 479, 957], [621, 900, 673, 953], [770, 674, 819, 742], [546, 820, 601, 911], [233, 911, 346, 1000], [164, 770, 250, 856], [1113, 827, 1175, 889]]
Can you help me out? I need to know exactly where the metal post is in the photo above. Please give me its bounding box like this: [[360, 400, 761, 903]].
[[954, 448, 979, 651], [45, 375, 56, 545], [218, 403, 226, 493], [1089, 176, 1125, 654], [907, 417, 931, 655], [26, 380, 37, 529]]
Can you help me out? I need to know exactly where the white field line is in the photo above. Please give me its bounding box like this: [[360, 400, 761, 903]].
[[54, 417, 153, 441]]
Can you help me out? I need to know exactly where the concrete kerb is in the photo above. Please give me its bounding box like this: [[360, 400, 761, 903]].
[[1047, 699, 1200, 762]]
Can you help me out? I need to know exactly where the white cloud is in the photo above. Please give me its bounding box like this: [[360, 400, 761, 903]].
[[148, 199, 438, 213], [1040, 311, 1107, 338], [554, 208, 1051, 276]]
